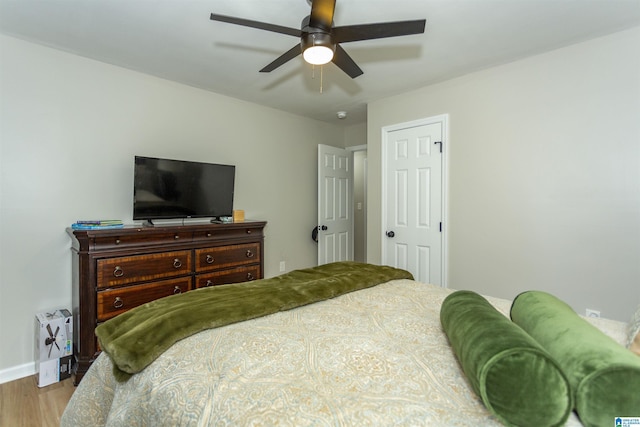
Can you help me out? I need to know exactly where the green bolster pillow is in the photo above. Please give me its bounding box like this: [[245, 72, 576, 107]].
[[440, 290, 572, 427], [511, 291, 640, 427]]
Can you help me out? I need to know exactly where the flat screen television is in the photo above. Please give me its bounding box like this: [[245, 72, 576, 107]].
[[133, 156, 235, 222]]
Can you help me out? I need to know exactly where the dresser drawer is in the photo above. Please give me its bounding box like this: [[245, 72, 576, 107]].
[[97, 250, 192, 289], [93, 231, 190, 250], [97, 277, 191, 321], [193, 226, 263, 243], [195, 265, 261, 288], [195, 243, 260, 272]]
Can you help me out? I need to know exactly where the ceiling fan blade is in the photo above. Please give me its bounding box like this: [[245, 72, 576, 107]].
[[333, 19, 426, 43], [260, 44, 302, 73], [332, 44, 363, 79], [210, 13, 301, 37], [309, 0, 336, 30]]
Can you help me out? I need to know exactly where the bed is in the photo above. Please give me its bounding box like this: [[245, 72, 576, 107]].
[[61, 262, 633, 427]]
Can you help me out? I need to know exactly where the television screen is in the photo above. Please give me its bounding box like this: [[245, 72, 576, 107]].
[[133, 156, 235, 221]]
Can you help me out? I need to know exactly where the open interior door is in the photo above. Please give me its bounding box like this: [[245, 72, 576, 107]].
[[317, 144, 354, 265]]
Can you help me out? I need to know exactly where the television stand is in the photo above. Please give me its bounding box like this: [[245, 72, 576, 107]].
[[210, 219, 233, 224]]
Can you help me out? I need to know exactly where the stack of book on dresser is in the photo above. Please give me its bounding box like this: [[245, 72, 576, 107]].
[[71, 220, 124, 230]]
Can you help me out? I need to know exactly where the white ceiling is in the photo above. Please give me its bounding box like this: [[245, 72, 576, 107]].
[[1, 0, 639, 125]]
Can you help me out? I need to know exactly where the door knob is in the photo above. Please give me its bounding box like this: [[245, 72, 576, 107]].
[[321, 225, 328, 231], [386, 231, 395, 238]]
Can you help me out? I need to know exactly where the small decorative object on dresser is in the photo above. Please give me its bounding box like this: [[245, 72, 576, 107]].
[[67, 220, 266, 385]]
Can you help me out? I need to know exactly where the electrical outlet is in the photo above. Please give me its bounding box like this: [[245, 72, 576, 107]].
[[585, 309, 600, 318], [279, 261, 286, 272]]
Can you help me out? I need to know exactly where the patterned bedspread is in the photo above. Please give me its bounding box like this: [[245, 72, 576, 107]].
[[61, 279, 627, 426]]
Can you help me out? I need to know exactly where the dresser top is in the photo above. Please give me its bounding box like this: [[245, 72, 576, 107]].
[[67, 220, 267, 237]]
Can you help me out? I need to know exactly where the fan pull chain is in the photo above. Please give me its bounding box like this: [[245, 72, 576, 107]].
[[310, 64, 323, 94]]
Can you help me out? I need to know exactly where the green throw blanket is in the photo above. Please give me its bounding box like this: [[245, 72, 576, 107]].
[[96, 261, 413, 381]]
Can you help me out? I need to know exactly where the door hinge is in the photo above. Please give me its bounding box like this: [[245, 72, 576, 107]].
[[439, 222, 442, 232], [434, 141, 442, 153]]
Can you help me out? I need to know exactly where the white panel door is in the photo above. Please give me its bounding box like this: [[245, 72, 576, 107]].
[[383, 121, 443, 284], [318, 144, 353, 265]]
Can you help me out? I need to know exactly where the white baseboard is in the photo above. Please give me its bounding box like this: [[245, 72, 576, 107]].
[[0, 362, 35, 384]]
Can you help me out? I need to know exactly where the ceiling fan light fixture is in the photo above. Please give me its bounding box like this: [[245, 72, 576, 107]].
[[303, 45, 333, 65], [302, 32, 334, 65]]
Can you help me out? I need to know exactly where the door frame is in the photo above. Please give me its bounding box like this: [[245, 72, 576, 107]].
[[348, 145, 367, 263], [381, 114, 449, 287]]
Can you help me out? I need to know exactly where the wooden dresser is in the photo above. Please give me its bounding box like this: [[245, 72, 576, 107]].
[[67, 220, 266, 384]]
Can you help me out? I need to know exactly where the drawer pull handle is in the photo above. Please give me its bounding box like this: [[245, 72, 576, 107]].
[[113, 266, 124, 277], [174, 235, 180, 240], [247, 273, 254, 280], [113, 297, 124, 309], [206, 254, 215, 264], [173, 286, 182, 295], [246, 230, 252, 234], [205, 280, 214, 287], [115, 239, 121, 245], [173, 259, 182, 268], [207, 232, 212, 237], [246, 250, 254, 258]]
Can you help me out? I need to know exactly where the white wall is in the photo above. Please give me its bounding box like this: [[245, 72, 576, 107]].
[[368, 27, 640, 322], [0, 34, 345, 380], [344, 122, 367, 147]]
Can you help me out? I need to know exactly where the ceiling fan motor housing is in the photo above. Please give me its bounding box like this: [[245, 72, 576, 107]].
[[300, 16, 335, 64], [301, 31, 335, 53], [301, 15, 334, 47]]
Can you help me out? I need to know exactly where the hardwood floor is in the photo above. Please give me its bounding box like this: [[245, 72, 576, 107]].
[[0, 376, 75, 427]]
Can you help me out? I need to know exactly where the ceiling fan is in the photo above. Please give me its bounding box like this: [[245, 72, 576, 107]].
[[210, 0, 426, 78], [45, 324, 61, 358]]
